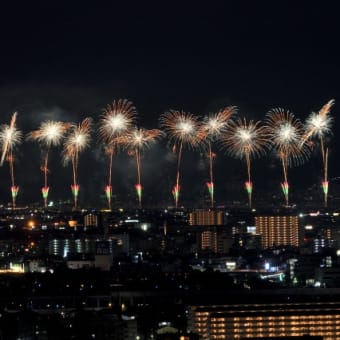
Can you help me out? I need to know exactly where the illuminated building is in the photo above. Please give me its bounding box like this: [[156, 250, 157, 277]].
[[48, 239, 95, 257], [189, 209, 225, 226], [254, 215, 299, 249], [84, 213, 98, 228], [187, 226, 232, 253], [201, 228, 217, 251], [188, 302, 340, 339], [189, 209, 227, 252], [68, 219, 78, 228]]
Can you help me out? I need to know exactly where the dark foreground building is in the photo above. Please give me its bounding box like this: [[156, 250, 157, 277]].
[[241, 336, 322, 340]]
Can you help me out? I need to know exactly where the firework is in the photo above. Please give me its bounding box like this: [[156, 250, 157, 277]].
[[302, 100, 335, 207], [42, 186, 49, 200], [172, 184, 180, 203], [301, 100, 334, 144], [28, 121, 71, 207], [221, 117, 268, 208], [199, 106, 236, 207], [266, 109, 310, 206], [63, 117, 92, 209], [124, 127, 163, 208], [99, 99, 137, 142], [0, 112, 23, 208], [99, 99, 137, 209], [160, 110, 201, 208], [206, 181, 214, 201], [135, 183, 142, 205], [105, 185, 112, 202], [0, 113, 21, 165], [11, 185, 19, 200]]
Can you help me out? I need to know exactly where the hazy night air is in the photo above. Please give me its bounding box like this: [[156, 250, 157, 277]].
[[122, 127, 163, 208], [99, 99, 137, 209], [0, 2, 339, 207], [221, 117, 269, 208], [301, 100, 335, 207], [199, 106, 235, 207], [0, 113, 22, 207], [160, 110, 201, 208], [62, 117, 92, 209], [28, 120, 72, 207], [0, 100, 336, 208], [265, 108, 311, 207]]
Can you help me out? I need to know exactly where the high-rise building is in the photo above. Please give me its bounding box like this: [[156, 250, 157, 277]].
[[48, 238, 95, 257], [188, 302, 340, 339], [189, 209, 225, 226], [84, 213, 98, 228], [254, 215, 299, 249], [201, 229, 218, 251], [187, 225, 233, 254]]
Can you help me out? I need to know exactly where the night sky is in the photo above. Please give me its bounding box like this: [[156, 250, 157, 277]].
[[0, 1, 340, 207]]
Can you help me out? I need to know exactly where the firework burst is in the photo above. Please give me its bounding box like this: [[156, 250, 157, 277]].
[[198, 106, 236, 206], [99, 99, 137, 209], [99, 99, 137, 141], [28, 121, 71, 207], [221, 117, 268, 208], [302, 100, 335, 207], [160, 110, 201, 208], [63, 117, 92, 209], [266, 108, 310, 206], [123, 127, 163, 208], [0, 112, 23, 207], [302, 100, 334, 144]]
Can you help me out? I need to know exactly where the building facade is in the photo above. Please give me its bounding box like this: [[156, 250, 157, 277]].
[[188, 302, 340, 339], [189, 209, 225, 226], [254, 215, 299, 249], [84, 213, 99, 228]]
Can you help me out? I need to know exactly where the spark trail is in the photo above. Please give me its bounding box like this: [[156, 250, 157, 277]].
[[160, 110, 200, 208], [123, 128, 163, 208], [99, 99, 137, 209], [0, 112, 23, 208], [302, 100, 335, 207], [28, 121, 71, 207], [199, 106, 235, 207], [63, 117, 92, 210], [221, 118, 268, 208], [266, 109, 310, 207]]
